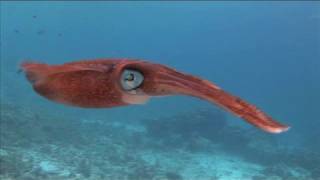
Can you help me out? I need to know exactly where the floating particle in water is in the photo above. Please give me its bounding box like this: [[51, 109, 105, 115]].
[[14, 29, 20, 33], [165, 172, 183, 180], [32, 15, 37, 19], [37, 30, 46, 35], [58, 33, 63, 37]]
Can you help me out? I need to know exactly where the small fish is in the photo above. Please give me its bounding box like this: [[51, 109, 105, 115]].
[[37, 30, 46, 35]]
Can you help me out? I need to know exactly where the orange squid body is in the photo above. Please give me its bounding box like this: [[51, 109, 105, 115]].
[[21, 59, 289, 134]]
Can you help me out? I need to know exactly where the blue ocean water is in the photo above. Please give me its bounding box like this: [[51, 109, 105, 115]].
[[0, 2, 319, 180]]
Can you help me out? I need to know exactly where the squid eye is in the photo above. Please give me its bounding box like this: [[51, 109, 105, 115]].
[[120, 69, 144, 91]]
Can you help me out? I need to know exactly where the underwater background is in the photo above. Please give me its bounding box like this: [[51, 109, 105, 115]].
[[0, 1, 319, 180]]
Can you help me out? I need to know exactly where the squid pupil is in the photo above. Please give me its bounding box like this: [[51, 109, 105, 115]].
[[126, 73, 134, 81]]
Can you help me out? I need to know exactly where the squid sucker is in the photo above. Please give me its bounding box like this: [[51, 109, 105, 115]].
[[21, 59, 290, 134]]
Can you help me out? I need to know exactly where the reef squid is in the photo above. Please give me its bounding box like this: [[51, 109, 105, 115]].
[[21, 59, 290, 134]]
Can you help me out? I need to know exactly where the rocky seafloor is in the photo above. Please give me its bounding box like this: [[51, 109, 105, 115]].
[[0, 102, 319, 180]]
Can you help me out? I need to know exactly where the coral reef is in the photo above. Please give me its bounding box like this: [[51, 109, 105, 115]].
[[0, 102, 318, 180], [144, 108, 226, 140], [142, 108, 229, 152]]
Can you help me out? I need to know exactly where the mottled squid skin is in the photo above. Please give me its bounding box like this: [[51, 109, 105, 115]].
[[21, 59, 289, 133]]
